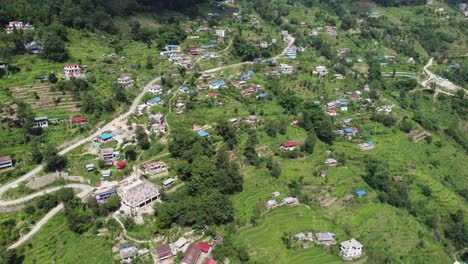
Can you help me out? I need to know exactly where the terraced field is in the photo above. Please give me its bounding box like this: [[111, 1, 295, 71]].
[[10, 84, 80, 112]]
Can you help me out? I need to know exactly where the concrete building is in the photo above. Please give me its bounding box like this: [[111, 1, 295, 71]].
[[340, 238, 363, 260], [120, 179, 160, 214]]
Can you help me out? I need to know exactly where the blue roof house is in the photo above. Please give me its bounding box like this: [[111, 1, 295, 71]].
[[355, 189, 366, 197], [180, 87, 189, 93], [197, 130, 210, 137], [101, 133, 113, 141]]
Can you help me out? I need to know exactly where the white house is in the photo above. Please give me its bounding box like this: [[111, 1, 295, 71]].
[[280, 64, 294, 74], [314, 66, 328, 76], [149, 86, 163, 94], [340, 238, 363, 259], [285, 48, 296, 59], [118, 76, 134, 87], [64, 64, 85, 79], [32, 116, 48, 128], [5, 21, 34, 34], [215, 29, 225, 38]]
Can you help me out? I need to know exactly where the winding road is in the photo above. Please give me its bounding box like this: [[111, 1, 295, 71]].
[[0, 36, 296, 249]]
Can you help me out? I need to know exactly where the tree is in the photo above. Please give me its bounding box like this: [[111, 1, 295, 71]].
[[177, 66, 187, 77], [145, 57, 153, 70], [48, 73, 58, 84], [31, 141, 43, 164], [341, 14, 355, 30], [103, 195, 121, 213], [43, 145, 68, 172], [316, 119, 335, 145], [56, 188, 75, 203], [124, 149, 137, 161], [302, 130, 317, 154], [215, 120, 239, 149], [271, 161, 282, 178], [41, 33, 68, 62]]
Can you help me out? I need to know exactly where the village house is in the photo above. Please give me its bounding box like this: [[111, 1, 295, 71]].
[[340, 238, 363, 260], [358, 141, 374, 151], [327, 109, 338, 116], [95, 188, 116, 202], [119, 244, 138, 260], [165, 44, 181, 52], [32, 116, 48, 128], [155, 244, 174, 261], [182, 243, 201, 264], [143, 161, 167, 174], [64, 64, 86, 79], [5, 21, 34, 34], [25, 41, 44, 54], [119, 178, 161, 214], [272, 191, 280, 197], [0, 156, 13, 170], [228, 118, 239, 124], [163, 178, 175, 187], [285, 47, 297, 59], [260, 41, 270, 48], [324, 26, 337, 36], [283, 197, 299, 205], [315, 232, 336, 244], [244, 115, 259, 124], [209, 80, 226, 89], [101, 148, 114, 160], [241, 85, 262, 97], [173, 237, 189, 252], [393, 176, 403, 184], [280, 64, 294, 74], [215, 29, 225, 38], [314, 66, 328, 76], [100, 132, 113, 142], [266, 199, 278, 209], [71, 116, 87, 124], [85, 163, 95, 171], [118, 76, 134, 88], [101, 170, 111, 178], [355, 189, 366, 198], [146, 97, 162, 106], [149, 113, 166, 134], [281, 141, 298, 151], [325, 158, 338, 167]]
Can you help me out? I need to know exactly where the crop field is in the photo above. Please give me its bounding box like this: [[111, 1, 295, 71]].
[[10, 84, 80, 112]]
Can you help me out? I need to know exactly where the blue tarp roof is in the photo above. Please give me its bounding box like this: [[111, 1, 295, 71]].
[[101, 133, 113, 140], [247, 70, 255, 75], [149, 97, 161, 103], [356, 190, 366, 196], [344, 128, 353, 133], [197, 130, 210, 137], [257, 93, 267, 97], [165, 44, 179, 48]]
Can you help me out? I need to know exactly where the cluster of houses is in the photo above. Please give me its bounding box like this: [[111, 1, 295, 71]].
[[154, 238, 219, 264], [266, 192, 299, 209], [118, 76, 134, 88], [5, 21, 34, 34], [291, 231, 363, 260]]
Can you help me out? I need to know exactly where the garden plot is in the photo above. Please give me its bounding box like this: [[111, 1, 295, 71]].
[[10, 84, 80, 112]]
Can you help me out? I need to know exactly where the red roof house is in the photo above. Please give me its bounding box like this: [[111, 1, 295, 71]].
[[71, 116, 87, 123], [206, 258, 217, 264], [197, 242, 212, 253], [116, 161, 127, 169], [207, 93, 217, 98], [281, 141, 298, 150]]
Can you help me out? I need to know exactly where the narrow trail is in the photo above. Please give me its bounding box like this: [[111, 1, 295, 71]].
[[112, 214, 163, 244]]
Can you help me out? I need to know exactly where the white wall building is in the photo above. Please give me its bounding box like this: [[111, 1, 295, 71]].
[[340, 238, 363, 259]]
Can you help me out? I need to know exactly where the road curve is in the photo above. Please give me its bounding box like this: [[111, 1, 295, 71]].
[[0, 184, 92, 207]]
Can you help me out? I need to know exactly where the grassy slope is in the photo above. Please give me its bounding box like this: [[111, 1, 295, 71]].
[[19, 213, 113, 264]]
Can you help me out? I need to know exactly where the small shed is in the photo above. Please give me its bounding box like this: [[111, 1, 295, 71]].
[[86, 163, 95, 171], [163, 178, 175, 187], [101, 170, 111, 177]]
